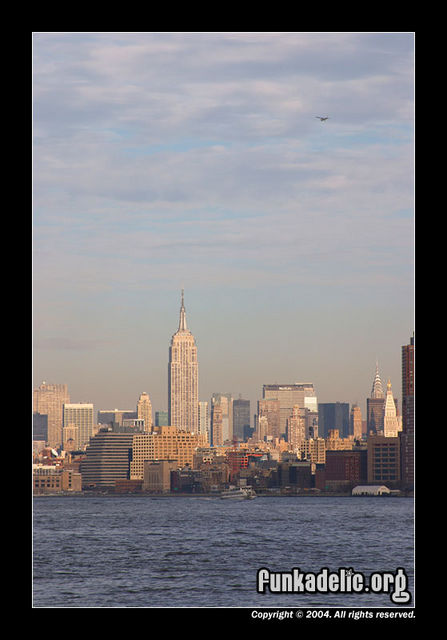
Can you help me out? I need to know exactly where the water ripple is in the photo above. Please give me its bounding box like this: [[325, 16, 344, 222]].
[[33, 496, 414, 608]]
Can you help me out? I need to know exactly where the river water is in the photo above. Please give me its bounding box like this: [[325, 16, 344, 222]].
[[33, 495, 414, 609]]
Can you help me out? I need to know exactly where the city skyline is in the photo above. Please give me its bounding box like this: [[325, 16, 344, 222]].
[[33, 290, 412, 426], [33, 32, 414, 416]]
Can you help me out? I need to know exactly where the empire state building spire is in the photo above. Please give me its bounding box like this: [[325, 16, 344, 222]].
[[178, 288, 187, 332]]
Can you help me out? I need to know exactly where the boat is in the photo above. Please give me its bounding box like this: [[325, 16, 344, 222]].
[[220, 485, 256, 500]]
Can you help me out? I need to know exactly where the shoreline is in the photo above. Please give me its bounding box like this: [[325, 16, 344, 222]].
[[33, 491, 414, 499]]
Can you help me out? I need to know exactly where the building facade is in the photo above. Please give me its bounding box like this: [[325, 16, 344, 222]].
[[168, 291, 199, 433], [318, 402, 350, 439], [299, 437, 326, 464], [137, 392, 153, 433], [257, 398, 281, 441], [211, 393, 233, 442], [33, 465, 82, 493], [350, 404, 363, 440], [325, 429, 355, 450], [401, 334, 415, 489], [198, 401, 210, 441], [383, 380, 401, 438], [233, 398, 250, 442], [262, 383, 318, 437], [143, 459, 177, 493], [62, 424, 78, 451], [155, 411, 169, 426], [233, 398, 251, 442], [287, 405, 306, 449], [80, 429, 134, 488], [367, 363, 386, 435], [97, 409, 137, 426], [130, 426, 207, 478], [211, 403, 223, 446], [33, 413, 48, 442], [63, 403, 95, 450], [324, 449, 368, 489], [33, 382, 70, 448], [367, 434, 401, 486]]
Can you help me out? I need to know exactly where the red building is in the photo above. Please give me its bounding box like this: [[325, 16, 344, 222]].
[[226, 450, 265, 481], [323, 449, 367, 491], [226, 450, 249, 479]]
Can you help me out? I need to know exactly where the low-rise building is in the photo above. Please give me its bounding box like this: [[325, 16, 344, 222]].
[[299, 437, 326, 464], [33, 465, 82, 493], [323, 449, 367, 492], [277, 461, 313, 489], [143, 459, 178, 493], [325, 429, 355, 451], [352, 485, 391, 496]]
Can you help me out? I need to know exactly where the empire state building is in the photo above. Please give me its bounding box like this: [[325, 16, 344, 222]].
[[168, 290, 199, 433]]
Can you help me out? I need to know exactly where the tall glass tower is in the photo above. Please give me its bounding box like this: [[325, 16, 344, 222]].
[[168, 290, 199, 432]]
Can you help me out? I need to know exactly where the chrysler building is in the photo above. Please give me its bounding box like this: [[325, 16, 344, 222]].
[[168, 290, 199, 433]]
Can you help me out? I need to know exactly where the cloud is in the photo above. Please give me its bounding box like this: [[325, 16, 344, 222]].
[[33, 32, 413, 141], [33, 33, 414, 409]]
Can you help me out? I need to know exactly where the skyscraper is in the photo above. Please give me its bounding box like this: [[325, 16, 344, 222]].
[[198, 401, 210, 441], [401, 333, 415, 489], [33, 382, 70, 448], [257, 398, 281, 440], [402, 334, 415, 421], [350, 404, 363, 440], [211, 402, 223, 446], [211, 393, 233, 442], [318, 402, 350, 439], [233, 398, 250, 441], [383, 380, 401, 437], [366, 363, 385, 435], [168, 290, 199, 433], [287, 405, 306, 449], [137, 392, 153, 433], [262, 383, 318, 437], [63, 403, 95, 450]]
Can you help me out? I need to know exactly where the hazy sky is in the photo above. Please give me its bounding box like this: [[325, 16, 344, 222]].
[[32, 32, 414, 420]]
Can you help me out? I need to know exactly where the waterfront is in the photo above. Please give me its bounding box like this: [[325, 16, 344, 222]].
[[33, 495, 414, 608]]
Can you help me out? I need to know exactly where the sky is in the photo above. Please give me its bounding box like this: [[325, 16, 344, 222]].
[[32, 32, 414, 421]]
